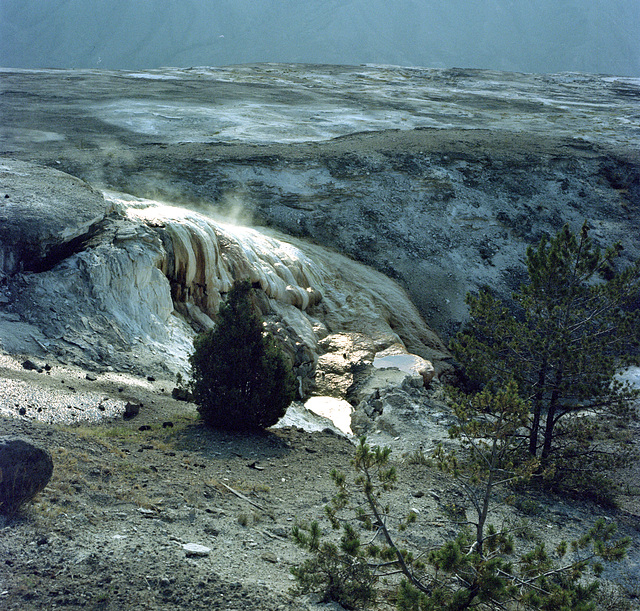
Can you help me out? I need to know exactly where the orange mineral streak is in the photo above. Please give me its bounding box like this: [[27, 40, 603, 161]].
[[129, 204, 323, 321]]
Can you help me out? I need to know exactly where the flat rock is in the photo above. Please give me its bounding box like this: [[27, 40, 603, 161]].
[[183, 543, 211, 557]]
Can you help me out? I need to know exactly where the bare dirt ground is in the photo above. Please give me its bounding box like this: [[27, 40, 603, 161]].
[[2, 360, 640, 610]]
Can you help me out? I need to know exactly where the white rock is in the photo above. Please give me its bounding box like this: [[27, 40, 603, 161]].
[[182, 543, 211, 557], [304, 397, 353, 436]]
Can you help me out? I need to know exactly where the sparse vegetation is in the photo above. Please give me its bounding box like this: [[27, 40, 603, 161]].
[[291, 517, 378, 609], [3, 225, 639, 609], [403, 448, 432, 466], [292, 413, 630, 610]]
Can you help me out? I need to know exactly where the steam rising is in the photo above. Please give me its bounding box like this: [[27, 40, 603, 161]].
[[129, 203, 323, 317], [109, 193, 449, 363]]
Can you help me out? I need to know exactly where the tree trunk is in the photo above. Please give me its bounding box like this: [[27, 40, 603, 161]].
[[529, 358, 548, 458], [476, 438, 498, 556], [541, 368, 563, 463]]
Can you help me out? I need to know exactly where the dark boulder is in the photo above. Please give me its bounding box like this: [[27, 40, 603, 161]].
[[22, 359, 42, 372], [0, 438, 54, 515], [123, 402, 142, 420]]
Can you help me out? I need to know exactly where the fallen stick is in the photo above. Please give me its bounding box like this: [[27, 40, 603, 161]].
[[216, 481, 266, 511]]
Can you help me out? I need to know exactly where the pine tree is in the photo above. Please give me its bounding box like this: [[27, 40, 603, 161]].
[[292, 429, 630, 610], [451, 222, 640, 479], [190, 280, 296, 430]]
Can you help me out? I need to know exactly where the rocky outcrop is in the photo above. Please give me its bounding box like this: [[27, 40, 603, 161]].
[[314, 333, 377, 398], [0, 206, 186, 374], [0, 438, 53, 515], [126, 201, 325, 324], [0, 165, 450, 389], [184, 139, 640, 336], [0, 159, 111, 278], [126, 196, 451, 384], [1, 64, 638, 404], [349, 373, 455, 453], [3, 66, 636, 337]]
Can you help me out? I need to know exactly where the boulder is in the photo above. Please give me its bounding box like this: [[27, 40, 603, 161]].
[[123, 402, 141, 420], [351, 379, 454, 453], [315, 333, 377, 397], [0, 159, 111, 278], [0, 438, 54, 515]]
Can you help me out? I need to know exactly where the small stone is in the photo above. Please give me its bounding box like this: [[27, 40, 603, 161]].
[[183, 543, 211, 557], [261, 552, 278, 564]]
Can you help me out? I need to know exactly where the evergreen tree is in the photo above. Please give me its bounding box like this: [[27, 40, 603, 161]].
[[190, 280, 296, 430], [292, 430, 630, 611], [451, 222, 639, 476]]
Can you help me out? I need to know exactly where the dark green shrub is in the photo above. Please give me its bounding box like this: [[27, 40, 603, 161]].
[[189, 280, 296, 430]]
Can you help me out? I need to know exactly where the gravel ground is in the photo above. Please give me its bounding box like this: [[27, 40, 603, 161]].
[[1, 357, 640, 610]]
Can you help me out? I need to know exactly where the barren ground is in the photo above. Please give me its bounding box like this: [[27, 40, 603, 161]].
[[1, 360, 639, 610]]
